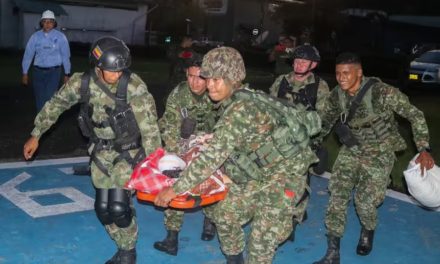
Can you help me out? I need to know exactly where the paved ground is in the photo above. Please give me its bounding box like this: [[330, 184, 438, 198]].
[[0, 158, 439, 264]]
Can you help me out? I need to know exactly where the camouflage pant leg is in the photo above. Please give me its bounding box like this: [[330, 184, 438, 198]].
[[105, 214, 138, 250], [90, 155, 116, 189], [291, 173, 310, 222], [90, 151, 133, 189], [212, 182, 257, 256], [286, 148, 318, 223], [91, 153, 138, 249], [246, 181, 295, 264], [353, 151, 394, 231], [163, 203, 217, 233], [325, 148, 361, 237], [202, 202, 217, 221], [292, 194, 309, 222], [164, 209, 185, 232]]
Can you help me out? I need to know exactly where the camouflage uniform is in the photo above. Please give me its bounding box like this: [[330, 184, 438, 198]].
[[269, 72, 329, 112], [270, 72, 329, 225], [158, 81, 217, 232], [31, 70, 161, 250], [318, 77, 430, 237], [172, 84, 319, 263]]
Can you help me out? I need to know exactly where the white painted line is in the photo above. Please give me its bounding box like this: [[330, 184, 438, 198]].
[[313, 172, 440, 212], [0, 156, 89, 169], [0, 172, 94, 218], [59, 167, 75, 175]]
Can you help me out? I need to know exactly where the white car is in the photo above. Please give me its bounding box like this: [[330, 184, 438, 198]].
[[408, 50, 440, 85]]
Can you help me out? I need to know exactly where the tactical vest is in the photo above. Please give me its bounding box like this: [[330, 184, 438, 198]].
[[337, 79, 407, 151], [277, 76, 320, 110], [179, 102, 216, 139], [77, 70, 145, 176], [224, 88, 321, 183]]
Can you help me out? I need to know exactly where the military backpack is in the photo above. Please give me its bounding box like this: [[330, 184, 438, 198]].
[[226, 87, 321, 183]]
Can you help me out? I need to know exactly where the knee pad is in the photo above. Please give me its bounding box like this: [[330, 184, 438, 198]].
[[108, 189, 133, 228], [94, 188, 113, 225]]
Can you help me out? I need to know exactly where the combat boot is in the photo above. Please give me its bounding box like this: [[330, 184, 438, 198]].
[[226, 252, 244, 264], [105, 248, 136, 264], [313, 235, 340, 264], [153, 230, 178, 256], [201, 216, 216, 241], [288, 211, 307, 242], [356, 227, 374, 256]]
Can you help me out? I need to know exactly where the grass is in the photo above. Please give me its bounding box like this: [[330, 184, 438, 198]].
[[1, 49, 439, 193]]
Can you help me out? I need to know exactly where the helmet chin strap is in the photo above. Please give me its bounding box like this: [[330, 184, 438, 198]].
[[294, 70, 311, 77], [96, 68, 111, 84]]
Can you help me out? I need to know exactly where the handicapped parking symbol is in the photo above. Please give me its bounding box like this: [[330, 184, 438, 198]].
[[0, 172, 94, 218]]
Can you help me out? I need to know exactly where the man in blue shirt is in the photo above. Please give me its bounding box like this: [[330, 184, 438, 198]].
[[22, 10, 71, 111]]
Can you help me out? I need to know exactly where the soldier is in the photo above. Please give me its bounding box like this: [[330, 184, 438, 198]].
[[154, 47, 321, 264], [269, 44, 330, 241], [313, 52, 435, 264], [153, 53, 217, 256], [168, 35, 195, 88], [268, 35, 297, 76], [23, 36, 161, 264], [269, 44, 329, 111]]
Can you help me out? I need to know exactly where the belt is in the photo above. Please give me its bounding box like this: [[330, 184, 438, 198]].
[[34, 65, 61, 70]]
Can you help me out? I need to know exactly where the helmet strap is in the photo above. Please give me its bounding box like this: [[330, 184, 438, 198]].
[[96, 68, 111, 85]]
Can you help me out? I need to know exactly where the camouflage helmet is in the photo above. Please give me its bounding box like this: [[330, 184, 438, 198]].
[[89, 36, 131, 71], [292, 44, 321, 62], [200, 47, 246, 82]]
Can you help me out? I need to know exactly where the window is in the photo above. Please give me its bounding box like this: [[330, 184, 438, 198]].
[[199, 0, 228, 14]]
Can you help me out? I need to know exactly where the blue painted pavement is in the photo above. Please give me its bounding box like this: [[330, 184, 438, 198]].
[[0, 158, 439, 264]]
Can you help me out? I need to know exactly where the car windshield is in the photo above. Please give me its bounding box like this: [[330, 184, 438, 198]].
[[415, 51, 440, 63]]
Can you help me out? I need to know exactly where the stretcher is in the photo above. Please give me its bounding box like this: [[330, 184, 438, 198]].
[[136, 189, 228, 209]]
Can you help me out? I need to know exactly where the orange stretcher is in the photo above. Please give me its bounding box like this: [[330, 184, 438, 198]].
[[136, 189, 228, 209]]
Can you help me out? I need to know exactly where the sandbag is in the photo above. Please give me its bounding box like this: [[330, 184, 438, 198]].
[[403, 154, 440, 208]]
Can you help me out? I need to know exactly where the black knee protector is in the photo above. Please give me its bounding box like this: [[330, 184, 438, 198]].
[[94, 188, 113, 225], [108, 188, 133, 228]]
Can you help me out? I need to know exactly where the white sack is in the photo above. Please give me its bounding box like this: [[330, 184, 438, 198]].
[[403, 154, 440, 208]]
